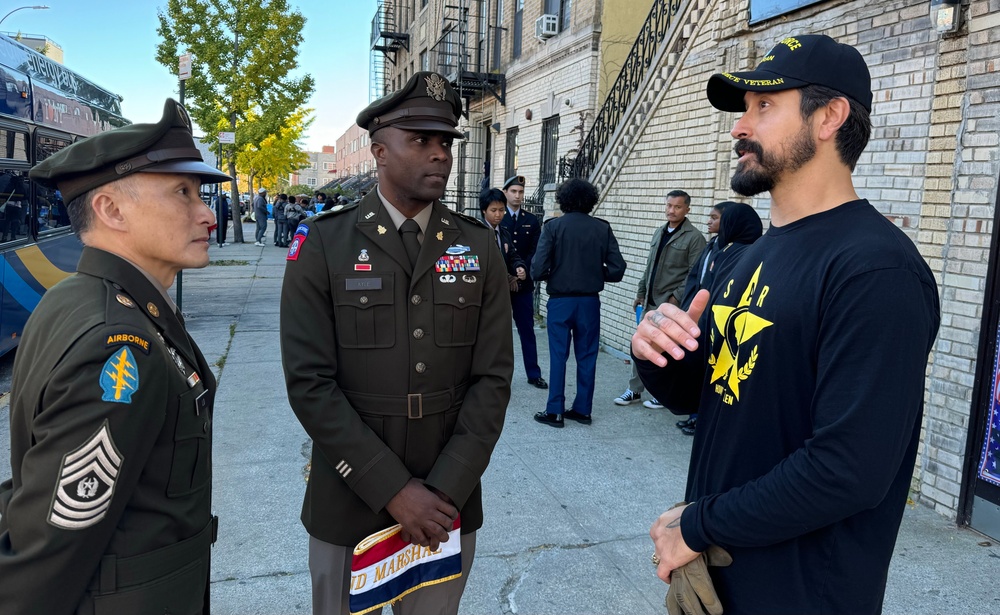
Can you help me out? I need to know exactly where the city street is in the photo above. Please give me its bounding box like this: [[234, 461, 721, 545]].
[[2, 222, 999, 614]]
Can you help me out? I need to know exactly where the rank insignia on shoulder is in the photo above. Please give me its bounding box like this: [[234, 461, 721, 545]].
[[49, 421, 122, 530], [105, 332, 151, 355], [100, 347, 140, 404]]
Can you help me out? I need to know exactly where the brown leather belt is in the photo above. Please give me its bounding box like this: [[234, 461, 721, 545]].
[[343, 383, 469, 419]]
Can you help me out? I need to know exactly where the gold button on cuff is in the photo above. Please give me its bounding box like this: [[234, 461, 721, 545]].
[[415, 362, 426, 373], [413, 329, 425, 340]]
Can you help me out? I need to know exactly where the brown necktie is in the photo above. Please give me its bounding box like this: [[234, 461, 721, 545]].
[[399, 218, 421, 268]]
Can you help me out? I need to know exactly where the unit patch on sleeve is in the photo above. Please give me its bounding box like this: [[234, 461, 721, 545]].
[[48, 421, 123, 530], [435, 255, 481, 272], [287, 224, 310, 261], [100, 346, 140, 404]]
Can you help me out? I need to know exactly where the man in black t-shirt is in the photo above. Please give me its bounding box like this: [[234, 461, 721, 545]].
[[632, 35, 940, 615]]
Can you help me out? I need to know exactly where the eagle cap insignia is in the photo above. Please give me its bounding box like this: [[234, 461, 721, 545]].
[[425, 74, 447, 102]]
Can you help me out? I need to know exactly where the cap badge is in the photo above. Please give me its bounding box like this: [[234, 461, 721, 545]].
[[175, 102, 192, 130], [425, 74, 447, 102]]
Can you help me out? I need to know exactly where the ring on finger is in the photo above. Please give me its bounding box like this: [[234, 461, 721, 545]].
[[651, 553, 661, 566]]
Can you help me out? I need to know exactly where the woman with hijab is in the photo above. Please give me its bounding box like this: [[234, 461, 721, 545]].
[[680, 201, 738, 311], [676, 202, 762, 435]]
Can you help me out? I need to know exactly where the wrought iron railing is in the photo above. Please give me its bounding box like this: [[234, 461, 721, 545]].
[[567, 0, 684, 180]]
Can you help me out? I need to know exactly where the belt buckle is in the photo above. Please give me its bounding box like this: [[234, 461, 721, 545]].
[[407, 393, 423, 419]]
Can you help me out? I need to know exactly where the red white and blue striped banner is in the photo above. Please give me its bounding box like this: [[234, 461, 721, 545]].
[[349, 518, 462, 615]]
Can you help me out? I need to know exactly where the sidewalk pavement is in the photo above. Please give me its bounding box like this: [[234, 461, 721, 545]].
[[4, 221, 999, 614]]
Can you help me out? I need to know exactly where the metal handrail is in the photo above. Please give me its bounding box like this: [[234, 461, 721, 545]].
[[568, 0, 684, 180]]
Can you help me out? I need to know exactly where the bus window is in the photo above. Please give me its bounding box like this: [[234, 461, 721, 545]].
[[0, 126, 28, 161], [0, 168, 27, 244], [34, 134, 71, 233]]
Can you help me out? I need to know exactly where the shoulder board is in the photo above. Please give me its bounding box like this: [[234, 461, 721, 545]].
[[313, 202, 359, 220], [452, 210, 489, 229]]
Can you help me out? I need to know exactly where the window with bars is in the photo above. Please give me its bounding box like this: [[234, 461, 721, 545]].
[[504, 127, 519, 179], [539, 116, 559, 187]]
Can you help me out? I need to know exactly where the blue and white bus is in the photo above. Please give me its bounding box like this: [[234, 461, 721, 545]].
[[0, 33, 128, 356]]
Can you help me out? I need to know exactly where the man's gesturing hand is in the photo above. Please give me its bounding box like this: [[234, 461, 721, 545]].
[[385, 478, 458, 550], [631, 289, 709, 367]]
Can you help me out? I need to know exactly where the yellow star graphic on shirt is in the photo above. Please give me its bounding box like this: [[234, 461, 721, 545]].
[[709, 263, 774, 401]]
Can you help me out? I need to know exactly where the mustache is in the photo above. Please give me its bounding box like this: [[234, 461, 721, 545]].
[[734, 139, 764, 159]]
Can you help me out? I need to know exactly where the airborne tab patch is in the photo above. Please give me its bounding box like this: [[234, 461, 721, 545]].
[[48, 422, 123, 530], [105, 332, 151, 355], [100, 347, 140, 404]]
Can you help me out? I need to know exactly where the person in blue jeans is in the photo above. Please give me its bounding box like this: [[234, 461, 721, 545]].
[[530, 179, 626, 427]]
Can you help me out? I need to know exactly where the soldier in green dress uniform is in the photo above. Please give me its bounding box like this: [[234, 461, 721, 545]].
[[280, 72, 514, 615], [0, 99, 231, 614]]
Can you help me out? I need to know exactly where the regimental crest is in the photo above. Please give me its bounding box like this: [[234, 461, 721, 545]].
[[100, 347, 140, 404], [48, 422, 123, 530], [425, 73, 447, 101], [176, 102, 192, 130], [708, 263, 773, 405]]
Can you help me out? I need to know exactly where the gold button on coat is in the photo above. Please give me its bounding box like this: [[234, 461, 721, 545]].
[[411, 295, 422, 305], [413, 329, 425, 339], [415, 362, 426, 373], [359, 296, 369, 305]]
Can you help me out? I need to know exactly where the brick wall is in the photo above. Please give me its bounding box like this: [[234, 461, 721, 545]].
[[591, 0, 1000, 519]]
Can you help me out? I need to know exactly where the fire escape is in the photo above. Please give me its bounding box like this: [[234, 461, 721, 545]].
[[432, 0, 507, 214], [369, 0, 410, 102]]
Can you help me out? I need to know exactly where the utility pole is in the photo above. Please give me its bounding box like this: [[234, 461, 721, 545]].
[[177, 52, 192, 312], [228, 26, 245, 243]]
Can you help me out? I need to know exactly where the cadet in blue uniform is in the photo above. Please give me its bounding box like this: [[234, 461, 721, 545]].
[[500, 175, 547, 389], [281, 72, 513, 615], [0, 99, 231, 614]]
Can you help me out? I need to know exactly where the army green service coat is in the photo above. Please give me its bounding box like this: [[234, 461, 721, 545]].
[[280, 192, 513, 546], [0, 247, 216, 615]]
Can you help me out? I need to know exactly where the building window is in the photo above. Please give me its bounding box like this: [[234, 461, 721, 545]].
[[544, 0, 571, 32], [512, 0, 523, 59], [539, 116, 559, 187], [420, 49, 429, 71], [504, 127, 519, 179], [323, 162, 335, 170], [306, 178, 317, 187], [310, 162, 318, 170], [749, 0, 824, 25]]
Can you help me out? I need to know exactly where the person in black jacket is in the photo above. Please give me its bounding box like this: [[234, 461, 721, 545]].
[[531, 179, 626, 427], [480, 189, 526, 291]]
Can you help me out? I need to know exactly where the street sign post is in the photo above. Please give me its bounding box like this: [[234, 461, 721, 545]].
[[219, 131, 236, 144]]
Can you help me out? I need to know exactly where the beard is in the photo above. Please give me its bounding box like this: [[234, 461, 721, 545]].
[[730, 124, 816, 197]]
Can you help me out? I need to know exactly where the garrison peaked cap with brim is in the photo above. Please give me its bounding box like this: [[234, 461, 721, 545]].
[[30, 98, 233, 203], [706, 34, 873, 113], [356, 71, 464, 138]]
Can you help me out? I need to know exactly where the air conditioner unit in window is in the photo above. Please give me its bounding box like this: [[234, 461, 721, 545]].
[[535, 14, 558, 40]]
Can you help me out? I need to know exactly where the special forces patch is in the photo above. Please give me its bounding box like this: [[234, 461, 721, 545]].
[[48, 421, 123, 530], [100, 347, 140, 404]]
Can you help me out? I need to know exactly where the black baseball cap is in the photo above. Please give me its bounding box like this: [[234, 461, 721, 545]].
[[706, 34, 872, 113]]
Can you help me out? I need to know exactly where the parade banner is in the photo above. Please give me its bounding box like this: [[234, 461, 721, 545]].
[[349, 517, 462, 615]]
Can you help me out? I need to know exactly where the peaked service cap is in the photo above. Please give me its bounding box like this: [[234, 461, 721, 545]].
[[706, 34, 872, 113], [30, 98, 232, 202], [357, 71, 464, 138]]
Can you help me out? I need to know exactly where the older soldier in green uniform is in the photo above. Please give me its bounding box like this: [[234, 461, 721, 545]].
[[0, 99, 230, 614], [281, 72, 513, 615]]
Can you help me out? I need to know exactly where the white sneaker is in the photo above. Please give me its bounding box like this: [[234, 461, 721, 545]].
[[254, 241, 264, 247], [614, 389, 641, 406], [643, 399, 665, 409]]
